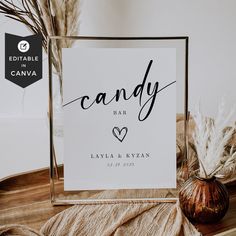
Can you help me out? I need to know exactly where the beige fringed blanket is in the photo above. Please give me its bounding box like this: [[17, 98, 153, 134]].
[[0, 115, 235, 236], [0, 201, 200, 236]]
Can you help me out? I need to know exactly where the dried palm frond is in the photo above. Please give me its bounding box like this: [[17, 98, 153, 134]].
[[192, 99, 236, 178], [0, 0, 80, 86], [214, 145, 236, 179]]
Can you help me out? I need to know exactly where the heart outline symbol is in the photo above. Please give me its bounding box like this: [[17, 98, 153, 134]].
[[112, 127, 128, 143]]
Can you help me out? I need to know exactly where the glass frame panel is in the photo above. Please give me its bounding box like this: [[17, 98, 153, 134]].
[[48, 36, 189, 205]]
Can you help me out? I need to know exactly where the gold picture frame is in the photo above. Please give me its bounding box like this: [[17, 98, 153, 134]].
[[48, 36, 189, 205]]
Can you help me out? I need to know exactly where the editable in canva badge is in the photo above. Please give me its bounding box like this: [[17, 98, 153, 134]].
[[5, 33, 42, 88]]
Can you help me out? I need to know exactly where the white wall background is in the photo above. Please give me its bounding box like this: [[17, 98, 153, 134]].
[[0, 0, 236, 178]]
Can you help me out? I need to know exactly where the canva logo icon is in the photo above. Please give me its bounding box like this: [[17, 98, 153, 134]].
[[17, 40, 30, 53]]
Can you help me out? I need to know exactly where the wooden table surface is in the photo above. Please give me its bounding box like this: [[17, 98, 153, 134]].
[[0, 168, 236, 235]]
